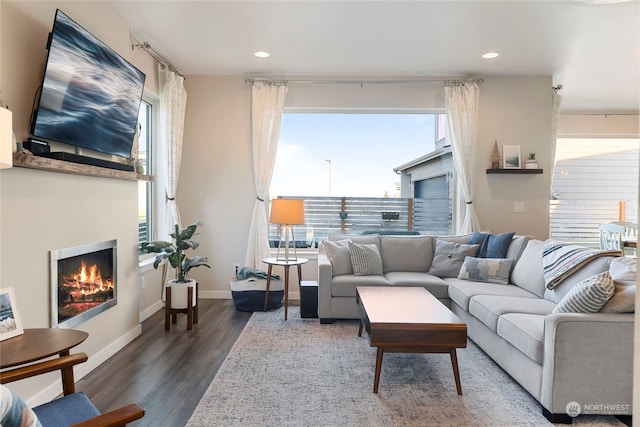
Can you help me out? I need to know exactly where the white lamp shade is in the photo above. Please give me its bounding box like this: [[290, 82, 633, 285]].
[[0, 108, 12, 169], [270, 199, 305, 225]]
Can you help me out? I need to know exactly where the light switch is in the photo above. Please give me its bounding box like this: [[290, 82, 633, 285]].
[[514, 201, 525, 213]]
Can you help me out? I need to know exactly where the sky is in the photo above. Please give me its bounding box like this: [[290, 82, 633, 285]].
[[270, 113, 438, 198]]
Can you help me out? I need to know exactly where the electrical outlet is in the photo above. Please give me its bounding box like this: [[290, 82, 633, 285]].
[[234, 263, 241, 277], [514, 201, 525, 213]]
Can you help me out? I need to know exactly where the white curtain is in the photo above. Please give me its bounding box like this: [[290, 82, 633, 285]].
[[445, 81, 481, 234], [549, 88, 563, 193], [244, 81, 288, 268], [159, 65, 187, 232]]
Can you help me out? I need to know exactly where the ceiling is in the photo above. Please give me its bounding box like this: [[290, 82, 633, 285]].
[[109, 0, 639, 113]]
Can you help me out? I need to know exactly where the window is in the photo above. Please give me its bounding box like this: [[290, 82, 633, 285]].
[[271, 113, 438, 197], [137, 100, 153, 246], [269, 113, 452, 243], [550, 137, 639, 245]]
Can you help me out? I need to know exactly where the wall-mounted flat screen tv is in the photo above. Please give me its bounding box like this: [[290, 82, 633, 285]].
[[31, 9, 146, 159]]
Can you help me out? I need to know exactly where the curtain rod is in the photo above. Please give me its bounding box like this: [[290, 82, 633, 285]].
[[245, 77, 484, 86], [132, 41, 185, 79]]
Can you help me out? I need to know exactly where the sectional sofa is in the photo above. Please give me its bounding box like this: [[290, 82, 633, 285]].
[[317, 233, 635, 422]]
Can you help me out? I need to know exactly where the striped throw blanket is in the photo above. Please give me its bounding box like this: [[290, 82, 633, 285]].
[[542, 240, 620, 290]]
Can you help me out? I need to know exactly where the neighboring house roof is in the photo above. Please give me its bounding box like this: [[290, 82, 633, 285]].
[[394, 140, 451, 173]]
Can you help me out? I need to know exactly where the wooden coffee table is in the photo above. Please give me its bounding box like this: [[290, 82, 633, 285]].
[[356, 286, 467, 394]]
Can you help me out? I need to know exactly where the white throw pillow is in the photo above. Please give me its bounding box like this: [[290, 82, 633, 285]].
[[600, 257, 637, 313], [348, 241, 383, 276], [552, 271, 615, 313]]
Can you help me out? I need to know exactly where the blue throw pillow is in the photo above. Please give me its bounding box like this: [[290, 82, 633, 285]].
[[468, 232, 515, 258], [468, 232, 490, 256]]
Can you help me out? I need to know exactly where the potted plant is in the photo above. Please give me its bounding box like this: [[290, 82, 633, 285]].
[[140, 221, 211, 309], [525, 152, 538, 169]]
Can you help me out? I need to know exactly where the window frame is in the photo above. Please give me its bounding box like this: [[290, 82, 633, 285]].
[[269, 109, 458, 244], [137, 91, 161, 262]]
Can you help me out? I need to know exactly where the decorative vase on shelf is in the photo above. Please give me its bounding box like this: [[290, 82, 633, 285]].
[[525, 153, 538, 169]]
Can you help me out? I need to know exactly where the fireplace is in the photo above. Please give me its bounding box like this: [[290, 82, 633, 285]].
[[50, 239, 117, 328]]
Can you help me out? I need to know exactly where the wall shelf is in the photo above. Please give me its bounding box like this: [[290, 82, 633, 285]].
[[12, 152, 153, 182], [486, 168, 543, 175]]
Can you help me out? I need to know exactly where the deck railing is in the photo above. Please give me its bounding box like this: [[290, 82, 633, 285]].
[[550, 199, 638, 246], [269, 196, 452, 248]]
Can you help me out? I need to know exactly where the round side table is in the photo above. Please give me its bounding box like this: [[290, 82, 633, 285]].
[[261, 257, 308, 320]]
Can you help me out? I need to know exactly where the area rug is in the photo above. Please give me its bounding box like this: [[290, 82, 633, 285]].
[[187, 305, 625, 427]]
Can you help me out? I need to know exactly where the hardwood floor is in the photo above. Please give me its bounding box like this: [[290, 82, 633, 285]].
[[75, 299, 252, 427]]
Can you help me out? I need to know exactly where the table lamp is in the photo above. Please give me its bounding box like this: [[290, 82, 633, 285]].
[[0, 107, 13, 169], [270, 198, 305, 261]]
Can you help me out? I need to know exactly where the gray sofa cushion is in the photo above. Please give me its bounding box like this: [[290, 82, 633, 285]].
[[384, 271, 450, 299], [511, 239, 546, 298], [446, 278, 538, 311], [434, 232, 474, 244], [322, 240, 353, 276], [469, 295, 556, 332], [329, 234, 380, 249], [497, 313, 546, 363], [380, 235, 434, 273], [331, 274, 390, 297], [506, 235, 532, 262], [428, 239, 479, 278], [601, 257, 637, 313]]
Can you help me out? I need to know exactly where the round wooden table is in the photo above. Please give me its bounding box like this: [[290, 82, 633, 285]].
[[262, 257, 308, 320], [0, 328, 88, 394]]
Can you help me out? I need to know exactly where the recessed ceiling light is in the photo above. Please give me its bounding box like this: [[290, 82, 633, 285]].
[[254, 51, 270, 58], [482, 52, 500, 59]]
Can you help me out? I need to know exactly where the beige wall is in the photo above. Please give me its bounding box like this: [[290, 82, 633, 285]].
[[475, 76, 553, 238], [1, 1, 157, 404], [559, 114, 639, 137], [180, 75, 554, 300]]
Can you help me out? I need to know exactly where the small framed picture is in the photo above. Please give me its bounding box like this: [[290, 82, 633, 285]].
[[503, 145, 522, 169], [0, 286, 24, 341]]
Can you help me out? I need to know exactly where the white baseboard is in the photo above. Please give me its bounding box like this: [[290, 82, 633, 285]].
[[140, 300, 164, 322]]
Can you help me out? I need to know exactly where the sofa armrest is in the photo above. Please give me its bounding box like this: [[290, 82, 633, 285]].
[[541, 312, 634, 415], [317, 244, 334, 319]]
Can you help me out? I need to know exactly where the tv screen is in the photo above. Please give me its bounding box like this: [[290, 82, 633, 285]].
[[31, 9, 146, 159]]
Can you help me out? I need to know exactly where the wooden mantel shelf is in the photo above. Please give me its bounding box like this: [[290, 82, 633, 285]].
[[12, 152, 153, 182], [486, 168, 543, 174]]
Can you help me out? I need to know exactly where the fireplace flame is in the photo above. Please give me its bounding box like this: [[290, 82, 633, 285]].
[[62, 260, 113, 301]]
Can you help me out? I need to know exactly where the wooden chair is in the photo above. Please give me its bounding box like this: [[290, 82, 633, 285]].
[[0, 353, 144, 427], [599, 223, 625, 252]]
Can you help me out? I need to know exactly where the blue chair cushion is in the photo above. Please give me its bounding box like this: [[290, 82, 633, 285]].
[[33, 393, 100, 427]]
